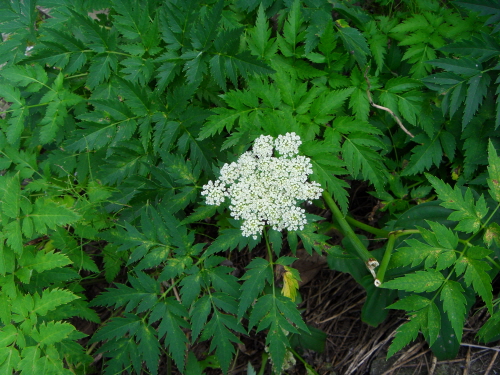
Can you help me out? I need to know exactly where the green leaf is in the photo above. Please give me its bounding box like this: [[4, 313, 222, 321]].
[[337, 26, 370, 66], [247, 5, 278, 59], [204, 229, 243, 257], [90, 281, 158, 313], [30, 199, 81, 234], [201, 309, 243, 374], [30, 322, 75, 346], [426, 174, 489, 233], [1, 64, 48, 90], [439, 33, 500, 61], [423, 302, 441, 346], [382, 269, 445, 293], [478, 309, 500, 343], [152, 299, 189, 372], [440, 280, 467, 342], [388, 294, 431, 311], [296, 224, 330, 255], [238, 257, 272, 318], [136, 323, 160, 375], [427, 57, 481, 76], [0, 173, 20, 219], [456, 252, 493, 313], [0, 346, 20, 375], [387, 312, 423, 358], [456, 1, 500, 34], [463, 73, 490, 128], [487, 140, 500, 202], [282, 0, 305, 54], [402, 134, 443, 176], [33, 288, 79, 316], [341, 133, 387, 191]]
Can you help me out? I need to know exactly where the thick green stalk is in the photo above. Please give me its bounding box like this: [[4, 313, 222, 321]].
[[376, 233, 395, 285], [322, 191, 372, 263]]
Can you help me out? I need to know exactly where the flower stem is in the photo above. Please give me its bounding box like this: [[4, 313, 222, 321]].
[[322, 191, 372, 264]]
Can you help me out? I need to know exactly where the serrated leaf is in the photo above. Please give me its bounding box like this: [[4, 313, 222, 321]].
[[457, 255, 493, 313], [0, 173, 20, 219], [238, 257, 272, 318], [1, 64, 48, 89], [439, 33, 500, 61], [424, 302, 441, 346], [456, 1, 500, 34], [463, 73, 490, 128], [153, 299, 189, 371], [296, 224, 330, 255], [387, 313, 423, 358], [247, 4, 278, 59], [91, 314, 141, 343], [487, 141, 500, 202], [478, 309, 500, 343], [136, 323, 160, 375], [440, 280, 467, 342], [30, 199, 81, 234], [86, 54, 118, 89], [427, 57, 481, 76], [33, 288, 79, 316], [337, 26, 370, 66], [388, 294, 431, 311], [341, 133, 387, 190], [31, 322, 75, 346], [202, 309, 242, 374], [402, 133, 442, 176], [203, 228, 242, 258], [0, 346, 20, 374], [382, 269, 445, 293], [426, 173, 488, 233]]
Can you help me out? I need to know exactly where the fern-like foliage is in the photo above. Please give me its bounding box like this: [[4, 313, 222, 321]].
[[383, 142, 500, 359]]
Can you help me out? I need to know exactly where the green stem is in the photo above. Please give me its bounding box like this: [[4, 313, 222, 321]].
[[322, 191, 372, 263], [377, 233, 395, 285], [345, 215, 390, 238], [258, 353, 269, 375], [288, 347, 320, 375], [393, 229, 420, 239]]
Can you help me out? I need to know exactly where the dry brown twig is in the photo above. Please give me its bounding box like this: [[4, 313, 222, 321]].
[[363, 66, 415, 138]]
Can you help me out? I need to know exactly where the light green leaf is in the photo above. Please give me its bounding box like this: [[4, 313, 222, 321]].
[[426, 174, 488, 233], [0, 173, 20, 219], [0, 346, 20, 375], [487, 140, 500, 202], [33, 288, 79, 316], [382, 269, 445, 293], [0, 325, 18, 347], [30, 199, 81, 234], [30, 322, 75, 346], [440, 280, 467, 342]]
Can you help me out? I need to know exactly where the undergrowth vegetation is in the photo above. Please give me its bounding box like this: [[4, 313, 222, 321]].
[[0, 0, 499, 373]]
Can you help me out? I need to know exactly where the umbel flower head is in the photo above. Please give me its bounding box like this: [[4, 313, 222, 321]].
[[201, 133, 323, 239]]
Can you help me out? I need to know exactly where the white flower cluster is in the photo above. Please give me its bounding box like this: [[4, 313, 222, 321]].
[[201, 133, 323, 239]]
